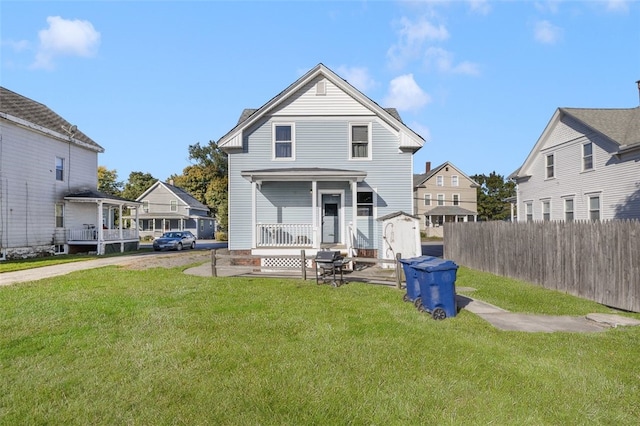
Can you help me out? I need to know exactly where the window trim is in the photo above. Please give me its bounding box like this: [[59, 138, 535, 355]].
[[55, 157, 64, 181], [451, 175, 459, 187], [582, 142, 593, 171], [170, 200, 178, 212], [349, 122, 371, 160], [436, 175, 444, 187], [541, 199, 551, 221], [452, 193, 460, 206], [357, 190, 374, 217], [545, 153, 555, 179], [424, 193, 431, 206], [142, 201, 149, 213], [588, 193, 601, 221], [55, 203, 64, 228], [525, 201, 533, 222], [437, 193, 445, 206], [564, 198, 574, 222], [272, 122, 295, 161]]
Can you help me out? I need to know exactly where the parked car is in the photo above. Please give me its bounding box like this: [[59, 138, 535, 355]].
[[153, 231, 196, 251]]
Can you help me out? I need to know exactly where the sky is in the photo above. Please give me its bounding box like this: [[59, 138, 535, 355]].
[[2, 0, 639, 183]]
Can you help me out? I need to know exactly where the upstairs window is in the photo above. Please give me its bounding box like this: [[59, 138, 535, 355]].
[[142, 201, 149, 213], [55, 157, 64, 181], [170, 200, 178, 212], [437, 194, 445, 206], [452, 194, 460, 206], [357, 191, 373, 216], [565, 198, 574, 222], [273, 124, 294, 159], [583, 143, 593, 171], [436, 176, 444, 186], [451, 176, 459, 187], [350, 124, 370, 159], [546, 154, 554, 178], [424, 194, 431, 206]]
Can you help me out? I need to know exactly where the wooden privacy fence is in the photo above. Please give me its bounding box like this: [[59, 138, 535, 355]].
[[444, 220, 640, 312]]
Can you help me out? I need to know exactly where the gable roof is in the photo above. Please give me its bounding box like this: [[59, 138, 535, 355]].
[[137, 180, 209, 211], [218, 63, 424, 152], [511, 106, 640, 179], [413, 161, 479, 188], [65, 189, 140, 205], [0, 86, 104, 152]]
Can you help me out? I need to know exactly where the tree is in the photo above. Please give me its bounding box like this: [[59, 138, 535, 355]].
[[471, 172, 516, 221], [97, 166, 123, 196], [170, 140, 228, 231], [122, 171, 156, 201]]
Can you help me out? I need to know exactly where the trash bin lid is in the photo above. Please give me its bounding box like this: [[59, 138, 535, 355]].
[[398, 255, 436, 265], [412, 258, 458, 272]]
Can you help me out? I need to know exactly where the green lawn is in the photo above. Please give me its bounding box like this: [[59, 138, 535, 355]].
[[1, 265, 639, 424]]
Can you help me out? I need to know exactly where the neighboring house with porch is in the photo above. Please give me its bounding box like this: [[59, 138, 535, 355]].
[[217, 63, 424, 266], [413, 161, 478, 236], [135, 180, 215, 240], [510, 106, 640, 222], [0, 86, 140, 259]]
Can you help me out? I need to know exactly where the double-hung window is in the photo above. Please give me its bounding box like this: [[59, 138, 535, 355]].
[[546, 154, 554, 178], [142, 201, 149, 213], [589, 195, 600, 221], [525, 202, 533, 222], [424, 194, 431, 206], [564, 198, 574, 222], [452, 194, 460, 206], [170, 200, 178, 212], [357, 191, 373, 216], [437, 194, 445, 206], [55, 157, 64, 181], [451, 176, 459, 187], [436, 176, 444, 186], [274, 123, 294, 159], [350, 123, 370, 159], [542, 200, 551, 221], [583, 142, 593, 171], [55, 203, 64, 228]]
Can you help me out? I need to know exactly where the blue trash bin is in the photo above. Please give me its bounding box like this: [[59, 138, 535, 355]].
[[399, 256, 435, 307], [413, 258, 459, 320]]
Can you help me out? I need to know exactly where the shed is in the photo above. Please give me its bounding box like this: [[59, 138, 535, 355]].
[[377, 211, 421, 269]]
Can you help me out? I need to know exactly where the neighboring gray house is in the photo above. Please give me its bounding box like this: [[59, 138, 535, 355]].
[[510, 106, 640, 222], [413, 161, 478, 236], [0, 87, 140, 258], [135, 180, 215, 239], [217, 63, 425, 264]]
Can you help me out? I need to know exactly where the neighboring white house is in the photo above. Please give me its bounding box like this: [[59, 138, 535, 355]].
[[134, 180, 215, 240], [413, 161, 478, 236], [0, 87, 140, 259], [217, 63, 425, 265], [510, 106, 640, 222]]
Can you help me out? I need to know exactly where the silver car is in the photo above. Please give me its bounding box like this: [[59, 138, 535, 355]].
[[153, 231, 196, 251]]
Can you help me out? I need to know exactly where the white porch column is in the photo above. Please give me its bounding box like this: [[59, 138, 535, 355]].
[[251, 181, 257, 248], [312, 181, 318, 248], [350, 180, 358, 257], [97, 200, 104, 255]]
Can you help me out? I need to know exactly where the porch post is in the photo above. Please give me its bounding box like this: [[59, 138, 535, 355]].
[[97, 200, 104, 255], [119, 204, 124, 252], [350, 180, 358, 257], [251, 181, 257, 248], [311, 180, 318, 248]]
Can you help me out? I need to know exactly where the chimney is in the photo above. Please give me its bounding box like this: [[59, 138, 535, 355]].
[[169, 179, 174, 186], [425, 162, 431, 173]]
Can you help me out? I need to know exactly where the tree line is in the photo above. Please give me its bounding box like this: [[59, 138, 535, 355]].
[[98, 140, 228, 231]]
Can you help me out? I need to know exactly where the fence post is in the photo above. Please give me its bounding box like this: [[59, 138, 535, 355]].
[[301, 250, 306, 280], [211, 249, 217, 278], [395, 252, 402, 289]]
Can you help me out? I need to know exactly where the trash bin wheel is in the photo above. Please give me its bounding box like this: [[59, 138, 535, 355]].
[[417, 303, 426, 313], [403, 293, 409, 303], [432, 307, 446, 320], [413, 297, 422, 308], [331, 281, 338, 288]]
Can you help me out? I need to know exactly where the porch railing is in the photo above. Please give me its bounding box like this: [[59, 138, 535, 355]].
[[67, 228, 138, 241], [257, 223, 314, 247]]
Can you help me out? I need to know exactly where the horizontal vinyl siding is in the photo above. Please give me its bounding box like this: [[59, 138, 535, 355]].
[[1, 122, 98, 249], [518, 114, 639, 221], [142, 185, 189, 215]]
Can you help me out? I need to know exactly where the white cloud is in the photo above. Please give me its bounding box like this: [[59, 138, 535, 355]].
[[336, 66, 377, 93], [32, 16, 100, 70], [384, 74, 431, 112], [424, 47, 480, 75], [467, 0, 491, 15], [606, 0, 629, 13], [2, 39, 30, 52], [387, 16, 449, 69], [534, 20, 562, 44]]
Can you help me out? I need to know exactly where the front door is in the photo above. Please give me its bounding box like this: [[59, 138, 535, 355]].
[[322, 194, 340, 244]]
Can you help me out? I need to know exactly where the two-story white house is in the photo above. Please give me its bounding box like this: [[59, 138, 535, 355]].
[[135, 180, 215, 240], [510, 106, 640, 221], [0, 87, 140, 259], [217, 64, 425, 266]]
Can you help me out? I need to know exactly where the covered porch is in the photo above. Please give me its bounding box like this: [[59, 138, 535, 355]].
[[64, 190, 141, 255], [241, 168, 368, 256]]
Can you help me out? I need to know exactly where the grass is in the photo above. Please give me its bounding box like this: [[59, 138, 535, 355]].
[[2, 265, 639, 424]]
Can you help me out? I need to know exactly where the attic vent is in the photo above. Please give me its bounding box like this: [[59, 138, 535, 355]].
[[316, 81, 326, 96]]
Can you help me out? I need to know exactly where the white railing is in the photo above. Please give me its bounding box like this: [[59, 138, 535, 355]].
[[67, 228, 138, 241], [257, 223, 314, 247]]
